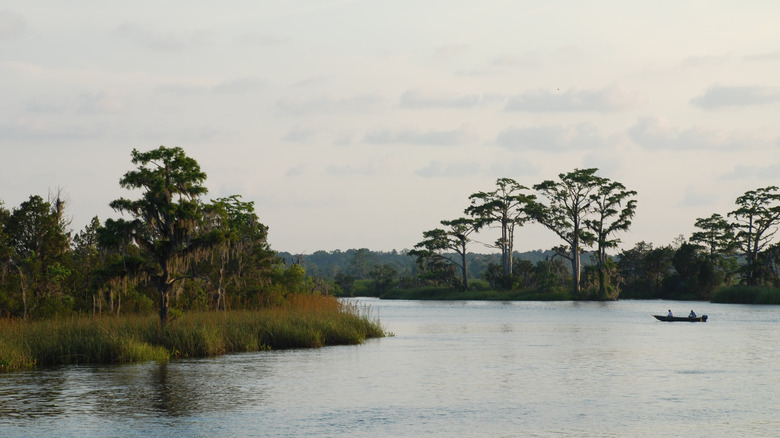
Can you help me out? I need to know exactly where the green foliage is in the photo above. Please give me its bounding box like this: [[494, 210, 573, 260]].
[[368, 264, 397, 296], [532, 168, 631, 297], [728, 186, 780, 286], [410, 218, 475, 291], [465, 178, 535, 276], [333, 271, 356, 296], [108, 146, 210, 326], [617, 242, 675, 298], [1, 195, 71, 318]]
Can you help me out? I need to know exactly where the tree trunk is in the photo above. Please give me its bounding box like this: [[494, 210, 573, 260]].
[[597, 263, 606, 299], [159, 287, 169, 327], [571, 229, 582, 296], [158, 264, 172, 327], [597, 247, 606, 299], [217, 251, 226, 311], [460, 240, 468, 291]]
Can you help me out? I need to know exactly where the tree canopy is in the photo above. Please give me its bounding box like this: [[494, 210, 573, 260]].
[[108, 146, 210, 325]]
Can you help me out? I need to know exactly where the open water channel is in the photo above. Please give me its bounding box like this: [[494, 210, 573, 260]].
[[2, 298, 780, 437]]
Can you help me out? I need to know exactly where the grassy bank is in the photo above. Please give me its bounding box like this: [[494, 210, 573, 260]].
[[0, 294, 384, 373]]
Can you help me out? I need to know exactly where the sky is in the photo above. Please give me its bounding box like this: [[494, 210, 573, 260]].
[[2, 1, 780, 255]]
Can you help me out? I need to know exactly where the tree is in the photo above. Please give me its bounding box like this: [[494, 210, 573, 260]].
[[584, 178, 637, 299], [531, 168, 601, 296], [669, 242, 721, 299], [70, 216, 102, 310], [728, 186, 780, 286], [348, 248, 375, 278], [617, 242, 675, 298], [410, 218, 475, 291], [690, 213, 738, 285], [198, 195, 276, 310], [108, 146, 209, 326], [333, 271, 356, 295], [0, 201, 14, 315], [409, 229, 458, 288], [465, 178, 535, 278], [368, 264, 397, 296], [4, 195, 71, 318], [690, 214, 734, 258]]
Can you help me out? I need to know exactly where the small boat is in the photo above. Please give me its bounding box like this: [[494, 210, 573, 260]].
[[653, 314, 708, 322]]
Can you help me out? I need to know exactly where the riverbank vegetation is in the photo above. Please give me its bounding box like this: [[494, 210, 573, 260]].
[[293, 179, 780, 305], [0, 294, 383, 373], [0, 146, 386, 372]]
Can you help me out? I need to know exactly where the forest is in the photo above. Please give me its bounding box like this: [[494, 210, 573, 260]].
[[2, 148, 780, 325]]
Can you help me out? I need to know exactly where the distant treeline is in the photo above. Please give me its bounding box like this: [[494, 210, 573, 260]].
[[282, 237, 780, 303], [279, 248, 564, 282]]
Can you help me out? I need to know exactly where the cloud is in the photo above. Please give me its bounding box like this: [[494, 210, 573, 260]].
[[324, 163, 374, 176], [487, 159, 540, 178], [213, 77, 264, 94], [432, 44, 469, 60], [690, 84, 780, 108], [628, 116, 743, 150], [116, 23, 210, 51], [236, 32, 289, 46], [400, 89, 481, 109], [364, 125, 478, 146], [506, 85, 641, 112], [156, 83, 208, 95], [491, 52, 542, 68], [282, 125, 317, 143], [679, 189, 720, 208], [275, 94, 384, 115], [744, 51, 780, 62], [719, 162, 780, 180], [494, 123, 604, 151], [0, 116, 109, 140], [285, 164, 306, 177], [0, 10, 27, 39], [414, 161, 480, 178], [680, 54, 732, 68], [79, 90, 126, 113], [155, 77, 264, 96]]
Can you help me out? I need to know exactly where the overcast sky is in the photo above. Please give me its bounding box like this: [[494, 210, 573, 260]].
[[2, 1, 779, 254]]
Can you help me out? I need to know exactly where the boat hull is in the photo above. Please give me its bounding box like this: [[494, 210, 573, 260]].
[[653, 314, 708, 322]]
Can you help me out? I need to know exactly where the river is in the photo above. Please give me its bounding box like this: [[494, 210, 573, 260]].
[[2, 299, 779, 437]]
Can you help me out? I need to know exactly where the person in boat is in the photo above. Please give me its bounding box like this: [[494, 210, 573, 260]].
[[668, 309, 673, 318], [689, 310, 696, 318]]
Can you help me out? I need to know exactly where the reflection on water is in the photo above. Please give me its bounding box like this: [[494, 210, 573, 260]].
[[2, 299, 780, 437]]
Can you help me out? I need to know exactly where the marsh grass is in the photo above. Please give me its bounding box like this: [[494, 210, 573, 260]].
[[711, 285, 780, 304], [0, 294, 384, 373]]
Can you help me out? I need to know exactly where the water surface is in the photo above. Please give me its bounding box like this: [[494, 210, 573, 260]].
[[2, 299, 779, 437]]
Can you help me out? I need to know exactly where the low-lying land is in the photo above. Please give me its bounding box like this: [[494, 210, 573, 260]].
[[0, 294, 384, 373], [376, 285, 780, 304], [380, 286, 574, 301]]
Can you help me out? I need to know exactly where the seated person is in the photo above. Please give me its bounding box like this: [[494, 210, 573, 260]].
[[668, 309, 673, 318], [689, 310, 696, 318]]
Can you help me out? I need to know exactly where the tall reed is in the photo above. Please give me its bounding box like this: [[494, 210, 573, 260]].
[[0, 294, 384, 373], [711, 285, 780, 304]]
